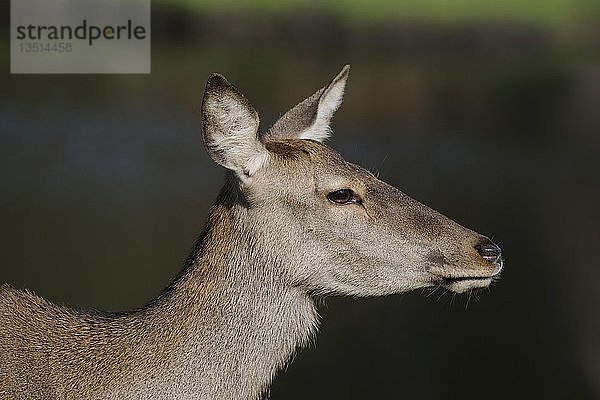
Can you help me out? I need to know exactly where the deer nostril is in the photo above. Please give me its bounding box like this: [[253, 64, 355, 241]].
[[475, 241, 502, 264]]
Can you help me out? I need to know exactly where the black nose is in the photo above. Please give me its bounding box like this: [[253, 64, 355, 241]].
[[475, 241, 502, 263]]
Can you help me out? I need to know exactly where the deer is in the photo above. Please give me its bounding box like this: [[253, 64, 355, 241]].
[[0, 65, 503, 400]]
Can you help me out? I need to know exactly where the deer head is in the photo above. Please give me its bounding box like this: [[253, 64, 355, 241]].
[[201, 65, 502, 296]]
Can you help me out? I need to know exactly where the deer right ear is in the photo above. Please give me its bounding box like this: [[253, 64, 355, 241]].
[[201, 73, 269, 180]]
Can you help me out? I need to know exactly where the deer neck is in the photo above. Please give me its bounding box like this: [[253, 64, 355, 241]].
[[140, 195, 319, 399]]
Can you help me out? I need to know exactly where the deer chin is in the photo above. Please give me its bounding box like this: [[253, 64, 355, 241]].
[[441, 276, 494, 293]]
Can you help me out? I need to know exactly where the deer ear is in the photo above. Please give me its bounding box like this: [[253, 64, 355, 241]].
[[201, 73, 269, 179], [266, 65, 349, 143]]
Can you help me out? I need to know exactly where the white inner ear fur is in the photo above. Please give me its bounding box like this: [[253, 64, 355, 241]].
[[206, 95, 269, 178], [299, 66, 349, 142]]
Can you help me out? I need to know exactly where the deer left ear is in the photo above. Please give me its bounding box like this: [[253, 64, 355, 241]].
[[266, 65, 350, 143]]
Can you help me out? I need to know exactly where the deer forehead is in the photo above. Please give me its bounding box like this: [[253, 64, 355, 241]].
[[262, 139, 371, 192]]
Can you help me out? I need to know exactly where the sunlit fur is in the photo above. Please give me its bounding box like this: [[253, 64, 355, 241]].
[[0, 66, 501, 399]]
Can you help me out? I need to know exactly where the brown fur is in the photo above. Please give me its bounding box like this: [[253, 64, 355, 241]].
[[0, 66, 502, 399]]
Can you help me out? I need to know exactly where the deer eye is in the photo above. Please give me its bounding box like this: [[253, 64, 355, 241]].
[[327, 189, 357, 205]]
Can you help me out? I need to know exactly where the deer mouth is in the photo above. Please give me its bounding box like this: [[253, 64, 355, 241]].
[[441, 276, 494, 293], [434, 259, 503, 293]]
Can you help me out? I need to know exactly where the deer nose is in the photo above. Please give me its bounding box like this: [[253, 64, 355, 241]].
[[475, 241, 502, 264]]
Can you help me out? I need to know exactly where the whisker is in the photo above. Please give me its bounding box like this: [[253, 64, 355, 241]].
[[426, 284, 442, 298]]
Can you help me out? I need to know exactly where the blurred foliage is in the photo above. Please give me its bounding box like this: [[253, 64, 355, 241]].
[[157, 0, 600, 27]]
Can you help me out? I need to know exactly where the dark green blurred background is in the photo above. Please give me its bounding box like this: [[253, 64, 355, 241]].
[[1, 1, 599, 398]]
